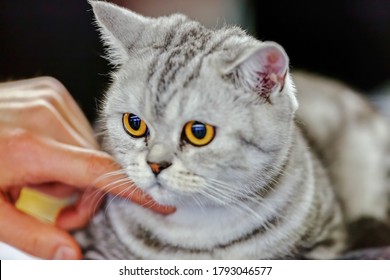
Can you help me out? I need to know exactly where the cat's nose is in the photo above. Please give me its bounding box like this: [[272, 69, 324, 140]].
[[147, 161, 172, 175]]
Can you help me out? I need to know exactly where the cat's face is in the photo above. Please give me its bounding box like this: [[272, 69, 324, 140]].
[[92, 1, 298, 207]]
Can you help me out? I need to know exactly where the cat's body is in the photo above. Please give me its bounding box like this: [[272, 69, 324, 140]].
[[77, 1, 390, 259]]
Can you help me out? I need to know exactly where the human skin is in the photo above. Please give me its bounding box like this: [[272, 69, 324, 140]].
[[0, 77, 174, 259]]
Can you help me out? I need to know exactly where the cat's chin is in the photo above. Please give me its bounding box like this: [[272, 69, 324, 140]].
[[145, 184, 181, 206], [145, 183, 207, 208]]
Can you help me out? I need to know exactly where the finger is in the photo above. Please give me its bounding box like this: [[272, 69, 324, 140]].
[[56, 190, 104, 230], [0, 195, 81, 259], [90, 172, 176, 214], [0, 76, 95, 139], [1, 129, 176, 214], [0, 127, 115, 188], [57, 184, 175, 230], [0, 77, 98, 148], [117, 184, 176, 214], [27, 183, 79, 199], [31, 77, 99, 148], [0, 101, 94, 149], [7, 183, 78, 203]]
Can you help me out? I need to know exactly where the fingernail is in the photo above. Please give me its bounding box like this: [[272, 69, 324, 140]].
[[161, 204, 176, 213], [53, 246, 78, 260]]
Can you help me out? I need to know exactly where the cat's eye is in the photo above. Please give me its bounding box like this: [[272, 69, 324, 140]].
[[122, 113, 149, 138], [183, 121, 215, 147]]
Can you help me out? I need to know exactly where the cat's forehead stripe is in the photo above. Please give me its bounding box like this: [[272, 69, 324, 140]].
[[152, 23, 211, 96], [146, 21, 183, 84], [146, 21, 245, 117]]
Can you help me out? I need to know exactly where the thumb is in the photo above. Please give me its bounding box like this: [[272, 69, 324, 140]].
[[0, 196, 81, 259]]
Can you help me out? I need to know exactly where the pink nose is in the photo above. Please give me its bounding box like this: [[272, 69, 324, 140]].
[[147, 161, 172, 175]]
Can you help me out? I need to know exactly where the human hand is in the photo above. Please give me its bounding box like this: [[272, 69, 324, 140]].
[[0, 77, 175, 259]]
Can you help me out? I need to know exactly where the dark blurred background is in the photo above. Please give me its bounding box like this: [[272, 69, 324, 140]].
[[1, 0, 389, 122], [251, 0, 390, 93]]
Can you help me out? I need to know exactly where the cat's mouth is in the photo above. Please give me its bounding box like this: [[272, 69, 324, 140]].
[[142, 178, 176, 205], [146, 185, 178, 206]]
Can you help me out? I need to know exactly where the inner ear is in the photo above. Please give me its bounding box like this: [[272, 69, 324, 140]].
[[234, 42, 289, 101]]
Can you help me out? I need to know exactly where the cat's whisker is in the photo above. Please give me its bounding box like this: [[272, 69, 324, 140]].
[[87, 178, 135, 215], [104, 181, 136, 214], [201, 187, 263, 219], [94, 130, 107, 138], [208, 177, 287, 204], [204, 180, 290, 222], [137, 191, 159, 209], [93, 169, 129, 184], [88, 170, 130, 197], [80, 169, 129, 204], [202, 184, 265, 222], [119, 181, 158, 210], [206, 180, 261, 203], [84, 177, 134, 206], [193, 194, 207, 212], [197, 187, 227, 206], [203, 185, 247, 207], [167, 175, 212, 211]]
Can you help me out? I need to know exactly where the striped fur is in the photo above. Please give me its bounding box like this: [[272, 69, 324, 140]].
[[77, 1, 390, 259]]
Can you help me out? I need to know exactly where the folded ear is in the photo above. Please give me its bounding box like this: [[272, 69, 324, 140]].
[[89, 0, 152, 65], [225, 42, 289, 101]]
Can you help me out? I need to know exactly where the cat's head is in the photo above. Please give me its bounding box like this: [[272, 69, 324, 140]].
[[91, 1, 298, 207]]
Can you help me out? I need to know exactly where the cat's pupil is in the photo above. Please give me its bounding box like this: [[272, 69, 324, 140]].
[[129, 114, 141, 130], [192, 122, 207, 139]]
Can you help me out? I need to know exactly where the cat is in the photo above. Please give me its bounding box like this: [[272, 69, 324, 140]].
[[76, 0, 390, 259]]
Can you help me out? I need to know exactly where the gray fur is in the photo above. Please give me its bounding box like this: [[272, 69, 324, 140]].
[[77, 1, 390, 259]]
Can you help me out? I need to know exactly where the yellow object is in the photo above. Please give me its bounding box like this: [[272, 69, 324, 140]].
[[15, 188, 72, 224]]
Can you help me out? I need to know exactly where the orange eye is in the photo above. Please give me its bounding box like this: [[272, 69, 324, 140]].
[[183, 121, 215, 147], [122, 113, 149, 138]]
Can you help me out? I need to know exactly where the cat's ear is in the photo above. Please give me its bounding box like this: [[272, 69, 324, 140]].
[[89, 0, 152, 65], [224, 42, 289, 101]]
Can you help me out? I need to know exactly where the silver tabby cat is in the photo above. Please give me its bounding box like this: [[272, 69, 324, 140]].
[[77, 1, 390, 259]]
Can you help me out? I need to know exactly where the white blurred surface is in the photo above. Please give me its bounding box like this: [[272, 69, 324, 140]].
[[0, 242, 38, 260]]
